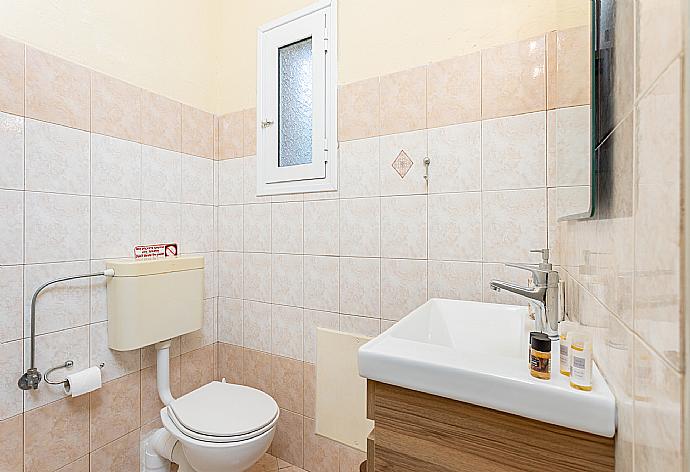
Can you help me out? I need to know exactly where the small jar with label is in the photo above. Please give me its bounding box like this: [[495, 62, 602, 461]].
[[530, 333, 551, 380]]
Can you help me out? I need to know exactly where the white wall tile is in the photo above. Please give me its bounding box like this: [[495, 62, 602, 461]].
[[0, 111, 24, 190], [218, 251, 243, 299], [0, 189, 23, 265], [23, 326, 89, 410], [141, 145, 181, 202], [546, 105, 591, 187], [243, 252, 271, 303], [427, 122, 481, 193], [89, 259, 108, 323], [379, 130, 427, 196], [381, 258, 427, 321], [243, 300, 271, 352], [482, 188, 547, 263], [218, 158, 243, 205], [271, 304, 303, 360], [25, 192, 89, 264], [271, 201, 303, 254], [0, 340, 23, 420], [218, 205, 243, 252], [303, 309, 339, 364], [218, 297, 243, 346], [303, 256, 339, 313], [428, 192, 481, 261], [339, 314, 380, 337], [482, 111, 546, 190], [339, 257, 380, 318], [0, 265, 22, 343], [25, 119, 90, 194], [243, 155, 269, 204], [140, 201, 180, 244], [339, 197, 380, 257], [381, 195, 428, 259], [90, 321, 140, 383], [272, 254, 303, 307], [91, 133, 141, 199], [339, 137, 380, 198], [428, 260, 483, 301], [181, 153, 214, 205], [91, 197, 141, 259], [180, 203, 214, 253], [243, 203, 271, 253], [23, 261, 90, 336], [304, 199, 338, 256], [199, 251, 216, 299], [181, 298, 216, 353]]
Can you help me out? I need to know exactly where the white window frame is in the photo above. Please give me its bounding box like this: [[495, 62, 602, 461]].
[[256, 0, 338, 196]]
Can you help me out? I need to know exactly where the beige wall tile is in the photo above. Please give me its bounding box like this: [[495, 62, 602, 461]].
[[428, 192, 481, 261], [141, 90, 182, 151], [379, 129, 427, 196], [338, 444, 366, 472], [636, 0, 682, 97], [243, 348, 272, 395], [0, 36, 25, 116], [244, 252, 271, 303], [428, 261, 483, 302], [243, 300, 272, 352], [633, 60, 681, 368], [427, 52, 481, 128], [218, 158, 244, 204], [243, 203, 271, 253], [427, 122, 481, 194], [243, 108, 257, 156], [91, 72, 142, 142], [55, 455, 88, 472], [339, 137, 380, 198], [272, 408, 304, 467], [303, 310, 339, 365], [303, 256, 339, 313], [379, 66, 426, 135], [219, 110, 244, 159], [0, 414, 22, 472], [89, 371, 141, 451], [338, 78, 380, 141], [380, 195, 427, 259], [633, 339, 683, 470], [304, 199, 339, 256], [217, 342, 243, 384], [0, 341, 21, 420], [180, 344, 215, 394], [546, 105, 591, 187], [482, 36, 546, 119], [272, 202, 304, 254], [272, 355, 304, 414], [218, 296, 243, 344], [182, 104, 214, 158], [303, 362, 316, 419], [24, 396, 89, 472], [304, 417, 339, 472], [271, 304, 303, 360], [25, 47, 90, 130], [89, 321, 140, 383], [339, 197, 380, 258], [89, 429, 140, 472], [547, 26, 591, 109], [339, 314, 380, 338], [381, 258, 427, 322], [0, 189, 23, 265], [248, 453, 279, 472], [339, 257, 380, 318], [0, 266, 22, 344], [0, 111, 23, 191]]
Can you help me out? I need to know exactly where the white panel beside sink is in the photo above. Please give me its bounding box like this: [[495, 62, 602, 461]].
[[358, 298, 616, 437]]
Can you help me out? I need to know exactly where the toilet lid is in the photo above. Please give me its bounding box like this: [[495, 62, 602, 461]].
[[168, 381, 279, 438]]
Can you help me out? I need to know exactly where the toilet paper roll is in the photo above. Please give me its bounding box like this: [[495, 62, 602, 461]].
[[63, 366, 102, 397]]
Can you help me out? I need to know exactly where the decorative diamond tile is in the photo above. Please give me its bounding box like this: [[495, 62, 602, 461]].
[[392, 150, 413, 179]]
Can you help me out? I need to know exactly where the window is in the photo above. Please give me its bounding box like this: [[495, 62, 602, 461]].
[[257, 0, 337, 195]]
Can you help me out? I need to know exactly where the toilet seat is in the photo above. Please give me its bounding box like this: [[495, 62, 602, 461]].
[[164, 381, 279, 444]]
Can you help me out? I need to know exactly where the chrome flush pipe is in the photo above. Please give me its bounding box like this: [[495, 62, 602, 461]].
[[18, 269, 115, 391]]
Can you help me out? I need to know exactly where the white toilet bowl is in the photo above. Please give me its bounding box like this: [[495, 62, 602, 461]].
[[159, 381, 279, 472]]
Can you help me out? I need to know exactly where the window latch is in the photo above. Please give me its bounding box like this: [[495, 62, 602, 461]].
[[261, 120, 274, 128]]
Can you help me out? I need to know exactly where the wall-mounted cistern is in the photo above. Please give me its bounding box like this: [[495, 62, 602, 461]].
[[489, 249, 560, 339]]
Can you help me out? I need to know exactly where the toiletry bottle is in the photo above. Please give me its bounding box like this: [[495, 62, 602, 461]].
[[529, 331, 540, 366], [558, 321, 579, 376], [530, 333, 551, 380], [569, 332, 593, 391]]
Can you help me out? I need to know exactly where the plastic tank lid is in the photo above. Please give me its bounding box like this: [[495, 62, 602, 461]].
[[105, 255, 204, 277]]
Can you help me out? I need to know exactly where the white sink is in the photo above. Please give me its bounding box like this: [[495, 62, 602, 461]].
[[358, 298, 616, 437]]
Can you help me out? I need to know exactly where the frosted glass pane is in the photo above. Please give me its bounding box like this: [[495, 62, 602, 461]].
[[278, 38, 313, 167]]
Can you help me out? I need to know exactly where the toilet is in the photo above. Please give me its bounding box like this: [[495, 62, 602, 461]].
[[104, 256, 279, 472], [149, 341, 279, 472]]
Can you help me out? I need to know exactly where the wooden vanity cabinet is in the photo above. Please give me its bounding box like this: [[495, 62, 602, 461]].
[[365, 380, 615, 472]]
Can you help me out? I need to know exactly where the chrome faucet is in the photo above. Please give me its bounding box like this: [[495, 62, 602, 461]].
[[490, 249, 560, 340]]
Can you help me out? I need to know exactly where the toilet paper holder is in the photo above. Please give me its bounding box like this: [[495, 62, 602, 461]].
[[44, 360, 105, 388]]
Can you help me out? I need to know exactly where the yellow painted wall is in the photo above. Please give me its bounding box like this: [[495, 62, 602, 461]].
[[0, 0, 221, 113], [0, 1, 589, 114], [217, 0, 590, 113]]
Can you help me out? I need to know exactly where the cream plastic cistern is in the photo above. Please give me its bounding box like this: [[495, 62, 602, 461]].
[[106, 256, 279, 472]]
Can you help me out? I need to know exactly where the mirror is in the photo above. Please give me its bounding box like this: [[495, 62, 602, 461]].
[[552, 1, 595, 221]]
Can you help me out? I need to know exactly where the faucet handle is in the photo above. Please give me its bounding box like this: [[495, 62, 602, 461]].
[[530, 248, 550, 264], [505, 262, 549, 285]]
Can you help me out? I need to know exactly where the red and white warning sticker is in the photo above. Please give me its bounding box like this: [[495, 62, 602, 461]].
[[134, 243, 178, 259]]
